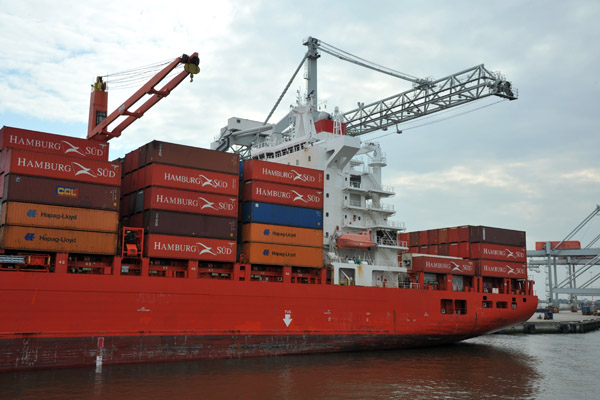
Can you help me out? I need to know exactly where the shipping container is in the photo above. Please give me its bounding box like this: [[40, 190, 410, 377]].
[[0, 126, 109, 161], [438, 228, 448, 244], [402, 254, 475, 276], [243, 160, 324, 189], [397, 232, 410, 247], [427, 229, 438, 245], [241, 242, 323, 268], [242, 180, 323, 209], [448, 227, 459, 243], [134, 187, 238, 217], [408, 231, 419, 247], [0, 202, 118, 232], [138, 141, 239, 174], [131, 163, 238, 196], [0, 225, 117, 255], [144, 234, 236, 262], [2, 175, 119, 211], [129, 210, 237, 240], [469, 243, 527, 263], [241, 223, 323, 247], [242, 202, 323, 229], [419, 231, 428, 246], [1, 148, 121, 186], [457, 226, 470, 242], [534, 241, 581, 250], [476, 259, 527, 279], [468, 225, 526, 247], [123, 150, 140, 175]]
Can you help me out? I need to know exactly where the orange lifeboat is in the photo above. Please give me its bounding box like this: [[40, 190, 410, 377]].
[[336, 231, 375, 249]]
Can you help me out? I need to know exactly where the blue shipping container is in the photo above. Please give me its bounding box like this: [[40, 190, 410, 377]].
[[242, 202, 322, 229]]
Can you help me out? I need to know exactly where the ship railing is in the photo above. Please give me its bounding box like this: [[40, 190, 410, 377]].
[[345, 199, 362, 208], [367, 203, 395, 212], [372, 220, 406, 229], [398, 281, 420, 289]]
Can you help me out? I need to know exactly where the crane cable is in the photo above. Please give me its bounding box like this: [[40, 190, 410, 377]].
[[98, 58, 182, 90]]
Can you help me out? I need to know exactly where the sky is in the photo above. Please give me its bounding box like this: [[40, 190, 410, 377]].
[[1, 0, 599, 299]]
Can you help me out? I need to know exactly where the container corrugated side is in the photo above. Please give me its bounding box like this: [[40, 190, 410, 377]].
[[137, 186, 237, 217], [241, 223, 323, 247], [476, 259, 527, 279], [0, 202, 118, 232], [243, 159, 324, 189], [242, 180, 323, 209], [403, 254, 475, 276], [140, 141, 239, 174], [242, 202, 322, 229], [0, 226, 117, 254], [0, 126, 109, 161], [468, 225, 526, 247], [1, 148, 120, 186], [144, 234, 236, 262], [241, 242, 323, 268], [2, 175, 119, 211], [129, 210, 237, 239], [469, 243, 527, 263]]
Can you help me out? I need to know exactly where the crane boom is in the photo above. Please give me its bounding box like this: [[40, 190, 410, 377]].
[[87, 53, 200, 142]]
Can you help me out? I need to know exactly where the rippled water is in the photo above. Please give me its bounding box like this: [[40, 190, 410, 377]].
[[1, 331, 598, 399]]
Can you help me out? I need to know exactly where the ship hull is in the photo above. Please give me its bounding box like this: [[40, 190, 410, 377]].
[[0, 272, 536, 371]]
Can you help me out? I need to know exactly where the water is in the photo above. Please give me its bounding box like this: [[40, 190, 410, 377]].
[[1, 332, 598, 400]]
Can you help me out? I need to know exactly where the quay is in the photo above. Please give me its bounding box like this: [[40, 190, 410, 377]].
[[497, 311, 600, 334]]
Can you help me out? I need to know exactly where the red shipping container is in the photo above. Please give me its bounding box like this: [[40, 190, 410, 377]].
[[123, 150, 140, 175], [535, 241, 581, 250], [0, 126, 109, 161], [470, 243, 526, 263], [139, 187, 237, 217], [448, 243, 459, 257], [144, 234, 236, 262], [139, 141, 239, 174], [1, 148, 120, 186], [469, 225, 526, 247], [242, 180, 323, 209], [437, 244, 449, 256], [448, 227, 459, 243], [408, 231, 420, 247], [438, 228, 448, 244], [457, 226, 470, 242], [427, 229, 438, 245], [458, 242, 470, 258], [136, 163, 238, 196], [476, 259, 527, 279], [397, 232, 409, 247], [243, 159, 323, 189], [419, 231, 428, 246], [406, 254, 475, 276]]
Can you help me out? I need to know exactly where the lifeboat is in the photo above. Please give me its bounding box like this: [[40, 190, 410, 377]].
[[336, 231, 375, 249]]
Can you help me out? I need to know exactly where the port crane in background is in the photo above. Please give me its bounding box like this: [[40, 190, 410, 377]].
[[87, 53, 200, 142], [213, 36, 517, 157]]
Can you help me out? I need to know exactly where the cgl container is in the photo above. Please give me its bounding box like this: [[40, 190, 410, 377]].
[[144, 233, 236, 262], [0, 148, 121, 186], [243, 159, 324, 189], [241, 242, 323, 268], [242, 180, 323, 209], [0, 126, 109, 161], [241, 223, 323, 247], [242, 202, 323, 229], [0, 202, 118, 232], [2, 175, 119, 211], [129, 210, 237, 239], [0, 225, 117, 254]]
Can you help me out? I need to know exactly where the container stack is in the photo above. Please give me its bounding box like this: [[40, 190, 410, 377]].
[[239, 159, 324, 268], [0, 126, 120, 255], [120, 140, 239, 263]]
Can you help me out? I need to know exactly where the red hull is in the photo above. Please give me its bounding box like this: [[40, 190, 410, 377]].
[[0, 271, 536, 371]]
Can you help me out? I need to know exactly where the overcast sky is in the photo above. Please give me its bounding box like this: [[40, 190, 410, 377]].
[[1, 0, 599, 298]]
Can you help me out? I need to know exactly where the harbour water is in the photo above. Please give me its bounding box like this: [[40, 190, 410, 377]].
[[1, 331, 598, 400]]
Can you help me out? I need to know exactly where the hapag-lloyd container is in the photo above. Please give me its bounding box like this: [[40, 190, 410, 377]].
[[135, 187, 238, 217], [130, 163, 238, 196], [476, 259, 527, 279], [0, 202, 118, 232], [241, 223, 323, 247], [137, 141, 239, 174], [242, 180, 323, 209], [402, 254, 475, 276], [0, 148, 121, 186], [241, 242, 323, 268], [2, 175, 119, 211], [144, 234, 236, 262], [0, 126, 109, 161], [243, 159, 324, 189], [129, 210, 237, 239], [469, 243, 527, 263], [242, 202, 323, 229], [0, 225, 117, 254]]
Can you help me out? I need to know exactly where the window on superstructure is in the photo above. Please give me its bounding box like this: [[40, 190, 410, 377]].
[[455, 300, 467, 315], [326, 174, 330, 180]]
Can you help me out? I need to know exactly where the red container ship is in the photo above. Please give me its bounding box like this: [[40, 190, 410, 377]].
[[0, 44, 534, 372]]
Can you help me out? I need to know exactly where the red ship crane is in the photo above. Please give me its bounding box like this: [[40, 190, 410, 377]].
[[87, 53, 200, 142]]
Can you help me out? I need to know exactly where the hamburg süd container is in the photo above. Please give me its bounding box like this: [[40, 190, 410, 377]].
[[475, 259, 527, 279], [2, 175, 119, 211], [243, 159, 324, 189], [0, 202, 118, 232], [402, 254, 475, 276], [0, 126, 109, 161], [144, 234, 236, 262], [0, 148, 121, 186], [241, 223, 323, 247], [134, 186, 237, 218], [242, 180, 323, 209], [469, 243, 527, 263], [130, 210, 237, 239], [130, 163, 238, 196], [0, 225, 117, 255], [241, 242, 323, 268], [242, 202, 323, 230]]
